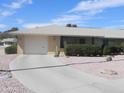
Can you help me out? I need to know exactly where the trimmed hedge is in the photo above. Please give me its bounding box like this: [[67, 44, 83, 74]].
[[5, 45, 17, 54], [64, 44, 102, 56], [121, 46, 124, 54], [103, 45, 123, 55], [64, 44, 124, 56], [121, 43, 124, 53]]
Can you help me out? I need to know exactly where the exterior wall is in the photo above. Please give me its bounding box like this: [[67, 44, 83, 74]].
[[17, 35, 24, 54], [48, 36, 60, 55], [47, 36, 105, 56], [17, 35, 104, 55], [17, 34, 124, 56], [19, 35, 120, 56]]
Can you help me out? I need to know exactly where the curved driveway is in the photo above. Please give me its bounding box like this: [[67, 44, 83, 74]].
[[10, 55, 124, 93]]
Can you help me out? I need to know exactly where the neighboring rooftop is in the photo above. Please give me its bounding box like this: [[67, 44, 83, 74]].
[[11, 25, 124, 39]]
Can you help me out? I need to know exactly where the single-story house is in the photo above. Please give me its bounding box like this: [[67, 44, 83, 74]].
[[0, 38, 17, 47], [11, 25, 124, 55]]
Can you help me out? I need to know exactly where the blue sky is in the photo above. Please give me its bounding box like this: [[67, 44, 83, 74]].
[[0, 0, 124, 32]]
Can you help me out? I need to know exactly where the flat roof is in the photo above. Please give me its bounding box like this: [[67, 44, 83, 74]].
[[10, 25, 124, 39]]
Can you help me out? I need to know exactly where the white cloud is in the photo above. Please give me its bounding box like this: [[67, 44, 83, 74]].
[[0, 11, 15, 17], [119, 19, 124, 23], [51, 0, 124, 27], [23, 23, 52, 28], [51, 15, 83, 25], [4, 2, 22, 9], [21, 0, 124, 28], [16, 19, 24, 24], [0, 24, 7, 29], [3, 0, 33, 9], [27, 0, 33, 4], [70, 0, 124, 13], [51, 13, 92, 26], [0, 0, 33, 18]]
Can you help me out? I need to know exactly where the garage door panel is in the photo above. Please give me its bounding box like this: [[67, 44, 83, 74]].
[[24, 36, 48, 54]]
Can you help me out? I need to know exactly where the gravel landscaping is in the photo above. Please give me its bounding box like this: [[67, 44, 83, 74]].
[[58, 55, 124, 80], [0, 47, 5, 55], [0, 55, 35, 93]]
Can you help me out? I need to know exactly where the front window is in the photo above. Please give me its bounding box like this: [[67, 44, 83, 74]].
[[80, 39, 85, 44], [60, 36, 85, 48]]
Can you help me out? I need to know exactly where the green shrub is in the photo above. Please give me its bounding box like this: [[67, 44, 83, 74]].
[[64, 44, 124, 56], [121, 47, 124, 52], [121, 43, 124, 53], [103, 45, 123, 55], [64, 44, 102, 56], [64, 44, 79, 56], [54, 50, 60, 57], [5, 45, 17, 54]]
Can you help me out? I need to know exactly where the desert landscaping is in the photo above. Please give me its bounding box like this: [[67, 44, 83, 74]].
[[58, 55, 124, 80], [1, 46, 124, 93], [0, 47, 35, 93]]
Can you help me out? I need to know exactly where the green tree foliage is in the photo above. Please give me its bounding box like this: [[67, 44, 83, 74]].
[[0, 27, 19, 39]]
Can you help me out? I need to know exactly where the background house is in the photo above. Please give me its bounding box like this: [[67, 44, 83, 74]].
[[0, 38, 17, 47]]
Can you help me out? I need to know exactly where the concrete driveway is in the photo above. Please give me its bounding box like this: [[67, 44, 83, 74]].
[[10, 55, 124, 93]]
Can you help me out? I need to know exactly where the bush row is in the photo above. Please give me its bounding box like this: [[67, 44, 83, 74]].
[[103, 45, 123, 55], [5, 45, 17, 54], [64, 44, 124, 56], [64, 44, 102, 56]]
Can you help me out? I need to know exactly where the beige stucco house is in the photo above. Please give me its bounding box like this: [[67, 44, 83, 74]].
[[11, 25, 124, 55]]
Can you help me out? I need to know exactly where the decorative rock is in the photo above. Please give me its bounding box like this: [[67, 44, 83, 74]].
[[0, 72, 12, 79], [100, 69, 118, 75], [106, 56, 112, 62]]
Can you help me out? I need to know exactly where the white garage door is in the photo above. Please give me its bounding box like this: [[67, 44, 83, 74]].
[[24, 36, 48, 55]]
